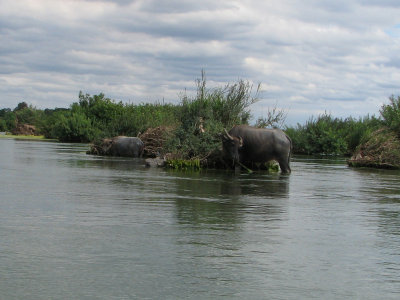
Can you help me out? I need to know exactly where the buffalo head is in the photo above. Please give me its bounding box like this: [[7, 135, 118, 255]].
[[222, 129, 243, 163]]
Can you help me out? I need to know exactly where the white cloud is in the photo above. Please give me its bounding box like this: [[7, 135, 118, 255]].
[[1, 0, 400, 125]]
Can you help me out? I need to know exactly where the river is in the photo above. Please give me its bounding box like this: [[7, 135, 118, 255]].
[[0, 138, 399, 299]]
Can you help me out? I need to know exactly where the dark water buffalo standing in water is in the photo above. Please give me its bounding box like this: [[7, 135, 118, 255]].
[[222, 125, 292, 173], [107, 136, 144, 157]]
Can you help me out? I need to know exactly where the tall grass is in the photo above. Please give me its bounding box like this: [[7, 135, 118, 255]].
[[166, 72, 260, 160]]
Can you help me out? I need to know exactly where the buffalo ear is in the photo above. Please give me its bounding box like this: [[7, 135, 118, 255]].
[[239, 136, 243, 147]]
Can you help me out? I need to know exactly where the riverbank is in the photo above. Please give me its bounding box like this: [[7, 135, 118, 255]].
[[0, 134, 56, 141], [347, 128, 400, 169]]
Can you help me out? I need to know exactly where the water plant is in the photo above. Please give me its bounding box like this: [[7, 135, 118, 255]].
[[166, 158, 201, 171]]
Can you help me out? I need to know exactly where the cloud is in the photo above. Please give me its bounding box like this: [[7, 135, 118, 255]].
[[1, 0, 400, 125]]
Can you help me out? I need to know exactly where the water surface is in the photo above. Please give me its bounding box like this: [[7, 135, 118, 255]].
[[1, 139, 399, 299]]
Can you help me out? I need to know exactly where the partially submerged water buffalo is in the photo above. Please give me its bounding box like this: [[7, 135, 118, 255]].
[[222, 125, 292, 173], [90, 136, 144, 157], [108, 136, 144, 157]]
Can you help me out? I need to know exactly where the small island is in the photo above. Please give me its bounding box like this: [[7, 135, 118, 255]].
[[2, 74, 400, 171]]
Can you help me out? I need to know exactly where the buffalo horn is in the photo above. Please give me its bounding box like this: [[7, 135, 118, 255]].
[[239, 136, 243, 147], [224, 128, 234, 140]]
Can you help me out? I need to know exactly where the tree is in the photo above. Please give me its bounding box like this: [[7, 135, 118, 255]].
[[380, 95, 400, 136], [14, 102, 28, 111], [51, 110, 99, 142]]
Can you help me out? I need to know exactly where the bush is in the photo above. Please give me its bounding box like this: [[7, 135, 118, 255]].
[[15, 107, 38, 125], [0, 104, 45, 133], [0, 119, 6, 131], [166, 122, 224, 159], [0, 108, 16, 132], [75, 92, 180, 139], [166, 72, 259, 161], [380, 95, 400, 136], [39, 108, 69, 138], [344, 115, 381, 151], [51, 110, 99, 142], [285, 113, 380, 156], [286, 114, 346, 155]]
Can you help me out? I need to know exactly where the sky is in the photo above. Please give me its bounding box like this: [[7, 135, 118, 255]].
[[1, 0, 400, 126]]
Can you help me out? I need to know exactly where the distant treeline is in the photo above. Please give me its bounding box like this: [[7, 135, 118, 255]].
[[1, 74, 399, 158]]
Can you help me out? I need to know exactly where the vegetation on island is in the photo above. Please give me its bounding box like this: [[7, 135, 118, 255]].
[[347, 95, 400, 169], [285, 114, 381, 156], [2, 72, 400, 170]]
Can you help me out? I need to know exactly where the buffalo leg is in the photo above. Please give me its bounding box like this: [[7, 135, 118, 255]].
[[278, 159, 291, 174]]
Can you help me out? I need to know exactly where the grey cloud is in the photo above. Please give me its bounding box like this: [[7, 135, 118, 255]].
[[80, 0, 135, 5], [360, 0, 400, 7], [111, 12, 253, 42], [137, 0, 233, 13], [1, 0, 400, 124]]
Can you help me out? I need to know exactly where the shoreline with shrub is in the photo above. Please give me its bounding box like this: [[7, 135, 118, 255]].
[[2, 73, 400, 170]]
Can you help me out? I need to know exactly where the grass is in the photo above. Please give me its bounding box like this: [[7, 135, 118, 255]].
[[165, 158, 202, 171], [0, 134, 56, 141]]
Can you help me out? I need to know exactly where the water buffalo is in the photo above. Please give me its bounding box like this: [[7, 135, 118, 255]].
[[106, 136, 144, 157], [222, 125, 292, 173]]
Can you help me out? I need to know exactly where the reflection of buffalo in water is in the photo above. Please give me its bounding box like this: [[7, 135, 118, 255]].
[[172, 172, 289, 199], [172, 172, 290, 227], [220, 174, 290, 197]]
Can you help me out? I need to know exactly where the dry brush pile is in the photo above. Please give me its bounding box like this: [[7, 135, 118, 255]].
[[139, 126, 175, 158]]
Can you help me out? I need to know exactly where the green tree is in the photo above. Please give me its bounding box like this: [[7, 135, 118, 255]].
[[40, 108, 70, 138], [51, 110, 99, 142], [380, 95, 400, 136], [15, 107, 36, 124], [0, 108, 16, 131], [14, 102, 28, 111], [0, 119, 7, 131]]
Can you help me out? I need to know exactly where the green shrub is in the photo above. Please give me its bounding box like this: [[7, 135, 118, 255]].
[[286, 114, 345, 155], [75, 92, 180, 139], [380, 95, 400, 136], [344, 115, 381, 152], [166, 158, 201, 171], [0, 108, 16, 132], [0, 119, 6, 131], [285, 113, 380, 156], [51, 110, 99, 142], [166, 72, 259, 161]]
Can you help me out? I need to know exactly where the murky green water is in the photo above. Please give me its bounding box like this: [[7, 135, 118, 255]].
[[1, 139, 399, 299]]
